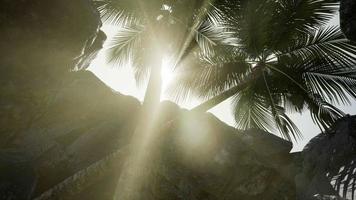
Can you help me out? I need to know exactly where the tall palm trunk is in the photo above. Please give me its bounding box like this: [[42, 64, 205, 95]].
[[192, 66, 263, 112], [191, 81, 249, 113], [142, 56, 162, 115], [114, 50, 163, 200]]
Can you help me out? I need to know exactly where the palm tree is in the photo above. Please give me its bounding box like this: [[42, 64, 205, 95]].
[[94, 1, 239, 200], [95, 0, 235, 105], [34, 0, 356, 199], [35, 1, 237, 199], [170, 0, 356, 141]]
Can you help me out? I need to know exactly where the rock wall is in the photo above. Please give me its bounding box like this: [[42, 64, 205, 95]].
[[0, 0, 105, 147], [340, 0, 356, 41], [0, 0, 106, 199], [25, 97, 296, 200], [296, 115, 356, 200]]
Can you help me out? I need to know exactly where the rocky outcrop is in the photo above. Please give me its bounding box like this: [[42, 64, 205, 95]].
[[0, 0, 106, 199], [340, 0, 356, 41], [296, 115, 356, 200], [29, 97, 295, 200], [26, 94, 356, 200], [0, 0, 105, 146]]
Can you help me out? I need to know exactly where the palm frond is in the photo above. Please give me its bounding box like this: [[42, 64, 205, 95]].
[[274, 27, 356, 105], [263, 72, 302, 141], [233, 0, 338, 50], [330, 159, 356, 200], [304, 68, 356, 105], [103, 21, 154, 86], [232, 89, 276, 133], [94, 0, 138, 26], [275, 0, 338, 31], [175, 5, 237, 67], [274, 107, 303, 141], [104, 22, 145, 67], [265, 61, 346, 132], [168, 50, 250, 102], [273, 55, 356, 106], [278, 26, 356, 67], [306, 94, 345, 130], [233, 0, 274, 57]]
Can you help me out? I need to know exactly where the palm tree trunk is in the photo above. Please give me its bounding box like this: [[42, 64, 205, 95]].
[[192, 67, 263, 113], [142, 58, 162, 112], [113, 52, 164, 200]]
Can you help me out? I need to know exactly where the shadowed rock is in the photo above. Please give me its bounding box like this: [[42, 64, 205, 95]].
[[296, 115, 356, 200], [340, 0, 356, 41], [0, 0, 106, 198]]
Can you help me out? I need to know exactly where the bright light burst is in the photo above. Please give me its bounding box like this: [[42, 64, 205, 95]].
[[161, 57, 175, 93]]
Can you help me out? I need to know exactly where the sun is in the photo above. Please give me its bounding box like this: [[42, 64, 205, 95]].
[[161, 57, 175, 93]]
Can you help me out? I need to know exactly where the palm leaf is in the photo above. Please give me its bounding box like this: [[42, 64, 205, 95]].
[[232, 88, 276, 133], [274, 0, 338, 30], [271, 0, 338, 41], [94, 0, 165, 24], [232, 0, 338, 51], [278, 26, 356, 67], [105, 22, 144, 66], [169, 50, 250, 102], [274, 26, 356, 105], [233, 0, 274, 57], [262, 72, 302, 141], [306, 94, 345, 130], [272, 56, 356, 106], [266, 61, 346, 130], [94, 0, 138, 26], [174, 4, 237, 68], [104, 22, 154, 85], [304, 68, 356, 105]]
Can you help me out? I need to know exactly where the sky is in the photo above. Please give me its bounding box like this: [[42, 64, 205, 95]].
[[89, 12, 356, 152]]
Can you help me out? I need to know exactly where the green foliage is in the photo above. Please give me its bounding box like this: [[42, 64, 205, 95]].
[[94, 0, 356, 141], [170, 0, 356, 141], [94, 0, 235, 86]]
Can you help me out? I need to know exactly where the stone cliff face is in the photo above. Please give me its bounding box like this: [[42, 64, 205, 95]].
[[21, 96, 296, 200], [0, 0, 105, 147], [0, 0, 107, 199]]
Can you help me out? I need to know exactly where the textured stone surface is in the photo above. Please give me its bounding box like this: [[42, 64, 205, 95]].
[[296, 115, 356, 200], [340, 0, 356, 41], [0, 0, 105, 146], [0, 0, 105, 199], [29, 99, 296, 200]]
